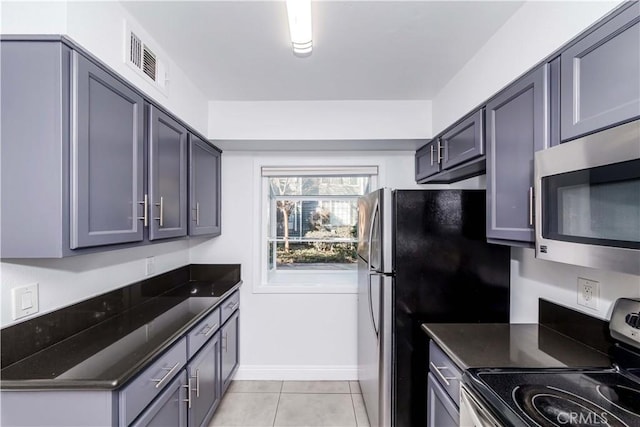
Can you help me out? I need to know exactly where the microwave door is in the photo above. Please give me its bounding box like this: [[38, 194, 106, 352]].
[[534, 120, 640, 276]]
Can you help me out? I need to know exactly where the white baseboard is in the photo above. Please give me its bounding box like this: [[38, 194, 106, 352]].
[[233, 365, 358, 381]]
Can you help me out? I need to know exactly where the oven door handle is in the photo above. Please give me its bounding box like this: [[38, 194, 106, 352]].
[[460, 385, 502, 427]]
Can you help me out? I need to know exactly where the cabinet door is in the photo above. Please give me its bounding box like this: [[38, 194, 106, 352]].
[[149, 106, 188, 240], [440, 109, 484, 171], [486, 64, 548, 245], [427, 374, 459, 427], [560, 2, 640, 141], [188, 332, 221, 427], [189, 135, 221, 237], [415, 140, 441, 182], [70, 52, 145, 249], [131, 372, 188, 427], [220, 311, 239, 394]]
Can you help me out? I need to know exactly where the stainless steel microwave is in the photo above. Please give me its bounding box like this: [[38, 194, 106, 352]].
[[534, 120, 640, 276]]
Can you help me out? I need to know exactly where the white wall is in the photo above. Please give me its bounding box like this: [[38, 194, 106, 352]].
[[0, 1, 208, 327], [432, 0, 623, 134], [189, 150, 419, 379], [1, 0, 209, 133], [510, 248, 640, 323], [208, 100, 432, 140]]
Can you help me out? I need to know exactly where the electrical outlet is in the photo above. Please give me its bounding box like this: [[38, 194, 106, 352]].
[[11, 283, 39, 320], [577, 277, 599, 309], [145, 256, 155, 276]]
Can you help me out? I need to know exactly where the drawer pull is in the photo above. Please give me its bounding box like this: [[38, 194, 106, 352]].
[[430, 362, 457, 386], [183, 377, 193, 409], [151, 361, 180, 389], [200, 323, 219, 337], [191, 369, 200, 398], [227, 301, 239, 311]]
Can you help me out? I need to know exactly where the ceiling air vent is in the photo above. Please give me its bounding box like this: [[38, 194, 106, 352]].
[[124, 22, 168, 94], [130, 32, 142, 69], [142, 45, 157, 82]]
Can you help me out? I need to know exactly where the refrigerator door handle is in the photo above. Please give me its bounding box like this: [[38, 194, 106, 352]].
[[368, 273, 379, 336], [367, 200, 380, 272]]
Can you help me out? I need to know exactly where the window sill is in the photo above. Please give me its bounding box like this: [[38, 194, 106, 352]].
[[255, 270, 358, 294]]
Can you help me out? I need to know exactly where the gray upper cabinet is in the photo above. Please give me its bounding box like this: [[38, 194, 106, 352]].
[[486, 62, 550, 246], [189, 135, 221, 237], [70, 51, 145, 249], [440, 109, 484, 170], [415, 140, 440, 182], [415, 109, 485, 184], [560, 2, 640, 141], [149, 106, 188, 241]]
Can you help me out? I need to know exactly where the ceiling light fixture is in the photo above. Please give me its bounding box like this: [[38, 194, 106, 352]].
[[286, 0, 313, 57]]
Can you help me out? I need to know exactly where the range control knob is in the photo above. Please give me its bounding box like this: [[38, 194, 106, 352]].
[[625, 312, 640, 329]]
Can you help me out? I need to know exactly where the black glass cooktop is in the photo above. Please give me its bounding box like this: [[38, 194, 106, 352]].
[[466, 369, 640, 427]]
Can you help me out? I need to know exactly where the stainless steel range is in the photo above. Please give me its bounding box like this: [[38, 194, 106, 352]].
[[461, 298, 640, 427]]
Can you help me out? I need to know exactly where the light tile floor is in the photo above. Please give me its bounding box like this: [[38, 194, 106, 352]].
[[209, 381, 370, 427]]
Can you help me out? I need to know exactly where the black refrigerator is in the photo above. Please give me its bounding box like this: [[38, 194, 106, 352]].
[[357, 189, 510, 427]]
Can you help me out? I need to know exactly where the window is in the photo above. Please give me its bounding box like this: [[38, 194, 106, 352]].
[[260, 166, 377, 292]]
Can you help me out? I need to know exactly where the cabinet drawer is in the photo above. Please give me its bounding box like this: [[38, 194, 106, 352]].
[[120, 337, 187, 426], [220, 291, 240, 325], [429, 341, 462, 405], [187, 307, 221, 359]]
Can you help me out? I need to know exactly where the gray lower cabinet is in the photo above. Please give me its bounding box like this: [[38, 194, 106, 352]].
[[427, 341, 462, 427], [131, 372, 188, 427], [560, 1, 640, 141], [71, 51, 146, 249], [221, 310, 240, 394], [426, 374, 459, 427], [189, 135, 222, 237], [485, 63, 549, 246], [187, 332, 221, 427], [149, 106, 188, 241]]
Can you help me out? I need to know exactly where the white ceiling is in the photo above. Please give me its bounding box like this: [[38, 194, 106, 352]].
[[120, 1, 525, 101]]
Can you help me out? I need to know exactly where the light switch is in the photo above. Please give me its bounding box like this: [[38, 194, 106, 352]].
[[12, 283, 39, 320], [21, 292, 33, 310]]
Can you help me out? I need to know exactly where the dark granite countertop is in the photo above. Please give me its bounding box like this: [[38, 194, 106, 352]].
[[1, 264, 241, 390], [422, 323, 611, 371]]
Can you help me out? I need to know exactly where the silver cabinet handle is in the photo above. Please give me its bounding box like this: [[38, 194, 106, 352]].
[[138, 194, 148, 226], [437, 140, 443, 164], [227, 301, 239, 311], [222, 333, 228, 352], [151, 361, 180, 389], [192, 369, 200, 397], [196, 202, 200, 226], [183, 377, 193, 409], [528, 186, 534, 227], [155, 196, 164, 227], [202, 323, 219, 337], [430, 145, 434, 166], [430, 362, 456, 386]]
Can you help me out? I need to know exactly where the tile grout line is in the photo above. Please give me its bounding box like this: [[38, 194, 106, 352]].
[[271, 381, 284, 427], [350, 393, 358, 427]]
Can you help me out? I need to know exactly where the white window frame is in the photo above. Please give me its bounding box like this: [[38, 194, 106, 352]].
[[253, 159, 380, 294]]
